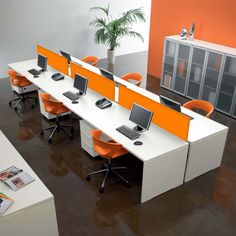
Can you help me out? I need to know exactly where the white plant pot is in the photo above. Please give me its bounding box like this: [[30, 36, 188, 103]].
[[107, 49, 115, 64]]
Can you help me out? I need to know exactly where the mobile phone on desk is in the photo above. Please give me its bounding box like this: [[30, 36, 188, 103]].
[[95, 98, 112, 109]]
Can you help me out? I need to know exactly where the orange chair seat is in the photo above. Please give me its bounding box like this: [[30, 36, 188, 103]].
[[81, 56, 98, 67], [90, 130, 128, 159], [8, 69, 32, 87], [121, 73, 143, 87], [183, 99, 214, 118], [40, 93, 70, 115]]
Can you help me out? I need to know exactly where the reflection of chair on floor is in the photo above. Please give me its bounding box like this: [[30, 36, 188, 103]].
[[86, 130, 129, 193], [40, 93, 74, 143], [8, 69, 37, 111]]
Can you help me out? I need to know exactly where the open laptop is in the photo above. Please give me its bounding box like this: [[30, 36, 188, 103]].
[[160, 95, 194, 120]]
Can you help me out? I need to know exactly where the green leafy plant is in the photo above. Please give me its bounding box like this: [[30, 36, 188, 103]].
[[89, 5, 146, 50]]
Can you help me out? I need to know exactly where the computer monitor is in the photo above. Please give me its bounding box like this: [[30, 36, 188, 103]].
[[74, 73, 88, 95], [37, 54, 47, 72], [100, 68, 114, 81], [60, 50, 71, 64], [129, 103, 154, 132], [159, 95, 181, 112]]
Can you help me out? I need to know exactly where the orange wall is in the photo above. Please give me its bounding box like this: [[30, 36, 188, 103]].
[[148, 0, 236, 78]]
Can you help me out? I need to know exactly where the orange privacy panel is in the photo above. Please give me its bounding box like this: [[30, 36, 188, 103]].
[[70, 62, 115, 101], [118, 86, 190, 141], [36, 45, 68, 75]]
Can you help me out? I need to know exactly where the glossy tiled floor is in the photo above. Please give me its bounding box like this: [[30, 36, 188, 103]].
[[1, 52, 236, 235]]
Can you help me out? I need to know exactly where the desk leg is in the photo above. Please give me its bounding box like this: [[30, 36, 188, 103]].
[[184, 129, 228, 182], [141, 145, 188, 203]]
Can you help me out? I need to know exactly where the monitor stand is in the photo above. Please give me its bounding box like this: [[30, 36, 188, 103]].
[[78, 91, 84, 96], [133, 125, 145, 132]]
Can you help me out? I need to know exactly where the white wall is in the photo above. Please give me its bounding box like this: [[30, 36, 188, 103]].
[[0, 0, 151, 78]]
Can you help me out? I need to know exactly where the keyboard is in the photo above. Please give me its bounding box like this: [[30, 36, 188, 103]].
[[116, 125, 140, 140], [63, 91, 80, 101], [28, 69, 40, 76]]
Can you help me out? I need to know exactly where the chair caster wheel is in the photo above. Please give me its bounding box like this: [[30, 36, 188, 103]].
[[32, 105, 35, 109], [99, 187, 104, 193], [70, 135, 74, 140], [14, 107, 17, 111], [86, 175, 91, 181], [48, 138, 52, 144], [40, 131, 44, 135], [9, 102, 12, 107], [126, 183, 131, 188]]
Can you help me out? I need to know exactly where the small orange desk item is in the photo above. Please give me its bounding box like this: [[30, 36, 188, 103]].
[[86, 130, 129, 193], [81, 56, 99, 67], [8, 69, 37, 111], [40, 93, 74, 143], [183, 100, 214, 118], [121, 72, 143, 87]]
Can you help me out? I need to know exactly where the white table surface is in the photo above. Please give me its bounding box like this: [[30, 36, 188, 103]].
[[0, 130, 52, 217], [9, 59, 188, 162]]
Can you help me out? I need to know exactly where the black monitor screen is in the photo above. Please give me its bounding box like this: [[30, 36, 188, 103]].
[[100, 68, 114, 81], [129, 103, 154, 131], [60, 50, 71, 64], [160, 95, 181, 112], [38, 54, 47, 71], [74, 73, 88, 95]]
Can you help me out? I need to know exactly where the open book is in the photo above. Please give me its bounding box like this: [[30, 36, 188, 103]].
[[0, 193, 14, 216], [0, 166, 35, 191]]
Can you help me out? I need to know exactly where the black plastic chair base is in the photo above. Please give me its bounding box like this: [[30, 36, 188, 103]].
[[40, 117, 74, 144], [86, 159, 129, 193]]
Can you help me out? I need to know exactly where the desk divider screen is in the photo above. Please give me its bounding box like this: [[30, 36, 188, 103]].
[[118, 85, 190, 141], [36, 45, 69, 75], [70, 61, 115, 101]]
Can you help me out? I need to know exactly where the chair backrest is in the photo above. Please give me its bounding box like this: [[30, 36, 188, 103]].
[[40, 93, 63, 115], [121, 73, 143, 87], [81, 56, 99, 67], [183, 100, 214, 118], [90, 130, 125, 159], [8, 69, 30, 87]]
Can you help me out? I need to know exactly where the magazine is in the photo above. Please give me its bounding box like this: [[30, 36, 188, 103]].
[[0, 166, 35, 191], [0, 193, 14, 216]]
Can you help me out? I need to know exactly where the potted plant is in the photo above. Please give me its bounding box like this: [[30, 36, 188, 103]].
[[89, 5, 146, 64]]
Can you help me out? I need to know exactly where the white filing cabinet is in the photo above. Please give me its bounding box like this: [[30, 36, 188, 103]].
[[38, 89, 71, 120], [80, 119, 98, 157], [0, 130, 59, 236], [11, 83, 38, 94]]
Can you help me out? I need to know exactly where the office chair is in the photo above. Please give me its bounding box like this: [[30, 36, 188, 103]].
[[40, 93, 74, 143], [86, 130, 129, 193], [121, 73, 143, 87], [183, 100, 214, 118], [81, 56, 99, 67], [8, 69, 37, 111]]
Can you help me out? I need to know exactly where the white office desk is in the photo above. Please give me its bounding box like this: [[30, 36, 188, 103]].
[[9, 59, 189, 203], [70, 58, 228, 182], [0, 130, 58, 236]]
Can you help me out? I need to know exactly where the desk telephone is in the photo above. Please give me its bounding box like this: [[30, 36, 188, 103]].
[[51, 73, 64, 81], [95, 98, 112, 109]]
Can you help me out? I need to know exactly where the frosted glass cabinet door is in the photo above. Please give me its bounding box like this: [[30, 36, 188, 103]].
[[216, 56, 236, 114], [162, 40, 177, 89], [233, 99, 236, 118], [201, 52, 223, 105], [173, 44, 191, 95], [187, 47, 206, 99]]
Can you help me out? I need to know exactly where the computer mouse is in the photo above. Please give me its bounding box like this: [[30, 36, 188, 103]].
[[134, 141, 143, 145], [72, 101, 79, 104]]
